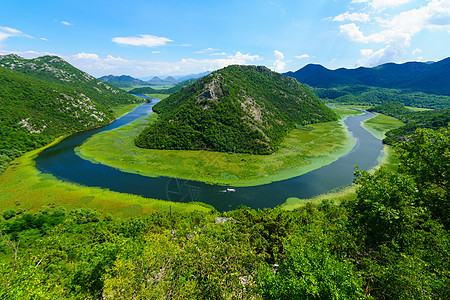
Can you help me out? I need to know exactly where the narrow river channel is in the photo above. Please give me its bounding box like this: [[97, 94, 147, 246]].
[[36, 100, 383, 211]]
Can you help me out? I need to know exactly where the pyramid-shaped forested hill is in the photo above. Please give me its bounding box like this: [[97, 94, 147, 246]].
[[135, 65, 338, 155]]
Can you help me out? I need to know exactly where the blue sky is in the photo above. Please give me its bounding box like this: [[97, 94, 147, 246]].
[[1, 0, 449, 77]]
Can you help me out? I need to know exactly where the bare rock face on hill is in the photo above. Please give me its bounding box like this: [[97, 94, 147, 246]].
[[135, 65, 338, 154]]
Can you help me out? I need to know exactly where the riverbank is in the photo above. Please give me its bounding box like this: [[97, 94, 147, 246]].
[[76, 107, 363, 187], [281, 112, 404, 210], [0, 104, 211, 217]]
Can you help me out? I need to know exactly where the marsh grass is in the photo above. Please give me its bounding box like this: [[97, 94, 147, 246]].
[[77, 108, 363, 187], [282, 111, 404, 209], [0, 122, 210, 218], [111, 103, 142, 118], [281, 185, 358, 210], [361, 113, 404, 140]]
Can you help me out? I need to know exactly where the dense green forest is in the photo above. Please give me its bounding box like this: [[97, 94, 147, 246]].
[[136, 65, 337, 154], [0, 54, 142, 173], [1, 128, 448, 299], [311, 85, 450, 109], [129, 78, 197, 95], [284, 57, 450, 96], [368, 101, 450, 144]]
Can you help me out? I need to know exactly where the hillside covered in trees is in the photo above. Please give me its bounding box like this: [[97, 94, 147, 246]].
[[1, 128, 448, 299], [368, 101, 450, 144], [136, 65, 337, 154], [309, 85, 450, 109], [284, 57, 450, 96], [0, 54, 142, 172]]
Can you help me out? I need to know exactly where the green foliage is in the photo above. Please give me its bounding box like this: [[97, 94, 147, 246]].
[[257, 227, 365, 299], [397, 128, 450, 228], [367, 101, 450, 144], [346, 128, 450, 298], [0, 54, 142, 173], [136, 65, 337, 154], [313, 85, 450, 109], [0, 128, 449, 299], [286, 57, 450, 96]]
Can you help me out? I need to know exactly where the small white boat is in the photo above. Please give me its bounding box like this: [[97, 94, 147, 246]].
[[225, 188, 236, 193]]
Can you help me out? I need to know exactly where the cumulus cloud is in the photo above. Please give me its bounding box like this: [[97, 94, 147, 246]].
[[360, 49, 373, 57], [273, 50, 285, 72], [67, 51, 261, 77], [339, 0, 450, 66], [61, 21, 72, 26], [0, 26, 32, 44], [73, 52, 100, 60], [295, 54, 310, 59], [333, 12, 371, 22], [112, 34, 172, 47]]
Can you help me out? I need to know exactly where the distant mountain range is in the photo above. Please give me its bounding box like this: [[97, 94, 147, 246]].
[[99, 71, 211, 88], [135, 65, 337, 155], [284, 57, 450, 96], [129, 78, 198, 95], [98, 75, 180, 87]]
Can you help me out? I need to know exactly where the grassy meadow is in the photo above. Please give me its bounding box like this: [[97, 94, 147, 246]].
[[77, 107, 363, 187]]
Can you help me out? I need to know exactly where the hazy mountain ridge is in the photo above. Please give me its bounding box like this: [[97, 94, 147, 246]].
[[284, 57, 450, 96], [99, 74, 181, 87], [129, 78, 198, 95], [135, 65, 337, 154], [98, 75, 149, 87]]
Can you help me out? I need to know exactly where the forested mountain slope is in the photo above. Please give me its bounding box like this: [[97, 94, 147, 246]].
[[368, 101, 450, 144], [136, 65, 337, 154], [284, 57, 450, 96], [0, 54, 142, 171]]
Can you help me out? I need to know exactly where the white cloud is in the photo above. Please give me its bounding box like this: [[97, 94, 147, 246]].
[[0, 26, 32, 44], [333, 12, 371, 22], [61, 21, 72, 26], [40, 37, 48, 41], [412, 48, 422, 55], [358, 39, 408, 66], [360, 49, 373, 57], [194, 47, 220, 54], [112, 34, 172, 47], [339, 23, 395, 43], [210, 52, 228, 56], [342, 0, 450, 66], [67, 51, 261, 77], [295, 54, 310, 59], [73, 52, 100, 60], [272, 50, 285, 72], [351, 0, 413, 10]]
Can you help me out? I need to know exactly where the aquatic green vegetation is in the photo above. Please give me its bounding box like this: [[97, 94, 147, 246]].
[[0, 134, 210, 218], [77, 108, 360, 187]]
